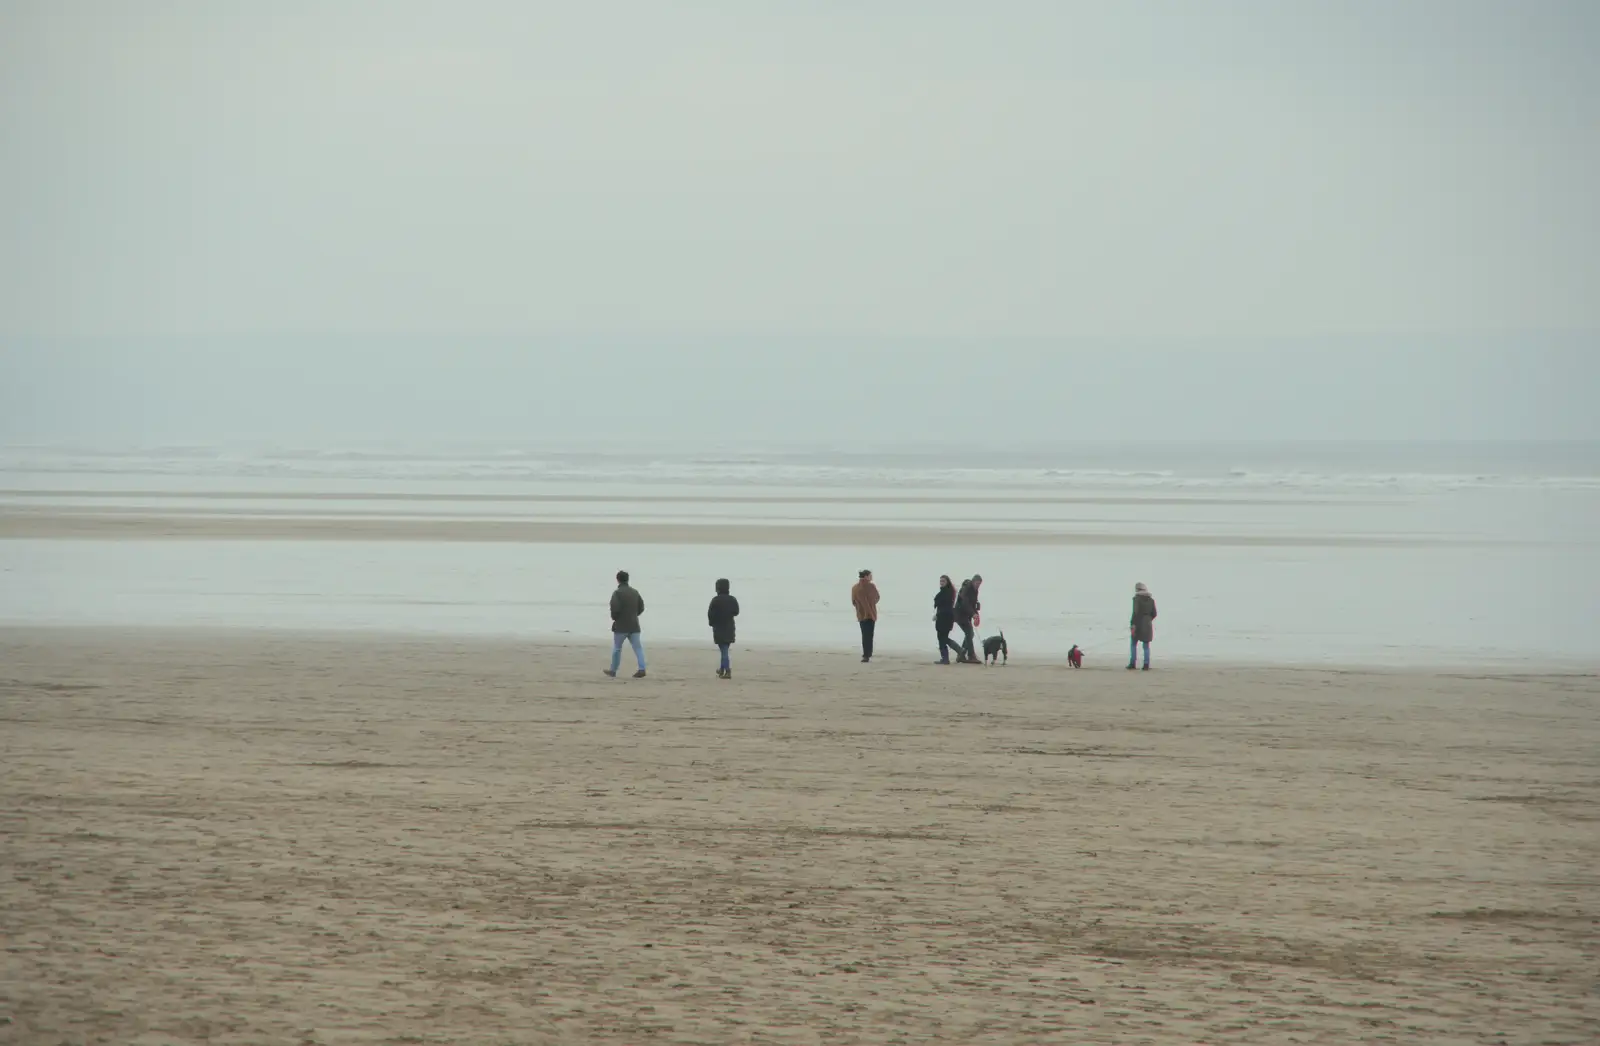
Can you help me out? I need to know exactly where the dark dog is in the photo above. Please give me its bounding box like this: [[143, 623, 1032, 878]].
[[1068, 645, 1083, 668], [982, 631, 1008, 665]]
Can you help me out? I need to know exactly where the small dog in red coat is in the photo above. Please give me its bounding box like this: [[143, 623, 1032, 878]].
[[1068, 645, 1083, 669]]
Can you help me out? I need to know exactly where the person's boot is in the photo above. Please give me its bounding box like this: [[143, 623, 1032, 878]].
[[633, 669, 646, 679], [603, 668, 617, 677]]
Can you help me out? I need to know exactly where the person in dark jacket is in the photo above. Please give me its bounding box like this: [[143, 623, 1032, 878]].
[[707, 578, 740, 679], [932, 574, 958, 664], [1128, 581, 1157, 670], [953, 575, 982, 664], [605, 570, 647, 678]]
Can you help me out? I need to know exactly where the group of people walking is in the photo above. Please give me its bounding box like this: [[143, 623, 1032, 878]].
[[848, 570, 983, 665], [604, 568, 1158, 678], [930, 573, 984, 664], [603, 569, 746, 680]]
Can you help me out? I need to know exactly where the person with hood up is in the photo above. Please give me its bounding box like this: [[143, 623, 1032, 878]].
[[707, 578, 740, 679], [1128, 582, 1158, 670], [953, 574, 982, 664], [851, 569, 880, 662], [932, 574, 959, 664]]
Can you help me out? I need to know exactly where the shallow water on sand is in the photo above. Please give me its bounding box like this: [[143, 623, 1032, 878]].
[[2, 443, 1596, 665]]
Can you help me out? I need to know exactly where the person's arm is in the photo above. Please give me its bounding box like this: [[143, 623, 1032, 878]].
[[636, 592, 645, 617], [731, 596, 740, 617], [1150, 599, 1157, 620], [610, 590, 622, 620], [708, 599, 717, 627]]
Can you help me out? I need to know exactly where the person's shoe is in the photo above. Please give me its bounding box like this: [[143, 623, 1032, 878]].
[[1125, 664, 1136, 670], [633, 670, 647, 679], [721, 670, 732, 680], [603, 669, 617, 677], [937, 658, 950, 665], [861, 657, 871, 663], [1142, 665, 1150, 671]]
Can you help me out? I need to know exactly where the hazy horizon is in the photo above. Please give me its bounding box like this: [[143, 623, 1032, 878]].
[[4, 337, 1596, 447]]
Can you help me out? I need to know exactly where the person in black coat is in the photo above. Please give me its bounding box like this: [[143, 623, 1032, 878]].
[[707, 578, 740, 679], [953, 574, 982, 664], [933, 574, 958, 664]]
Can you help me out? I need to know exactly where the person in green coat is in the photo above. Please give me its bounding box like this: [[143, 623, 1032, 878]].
[[605, 570, 646, 678]]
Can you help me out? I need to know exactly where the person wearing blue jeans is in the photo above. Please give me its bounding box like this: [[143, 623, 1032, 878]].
[[1127, 582, 1157, 670], [604, 570, 647, 678], [610, 631, 646, 676], [707, 578, 740, 679]]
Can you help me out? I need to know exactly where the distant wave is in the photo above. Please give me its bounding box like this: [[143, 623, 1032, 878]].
[[4, 446, 1599, 494]]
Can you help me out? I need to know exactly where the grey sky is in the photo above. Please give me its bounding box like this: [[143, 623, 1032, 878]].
[[2, 2, 1597, 444]]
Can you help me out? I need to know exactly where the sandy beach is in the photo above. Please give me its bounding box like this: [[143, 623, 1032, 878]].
[[2, 628, 1595, 1044]]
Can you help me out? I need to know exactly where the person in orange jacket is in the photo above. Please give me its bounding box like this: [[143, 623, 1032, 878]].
[[851, 569, 880, 663]]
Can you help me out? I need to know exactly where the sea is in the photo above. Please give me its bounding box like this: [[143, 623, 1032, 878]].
[[2, 441, 1596, 667]]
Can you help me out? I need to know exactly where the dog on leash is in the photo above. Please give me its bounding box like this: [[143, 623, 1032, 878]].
[[982, 631, 1008, 665]]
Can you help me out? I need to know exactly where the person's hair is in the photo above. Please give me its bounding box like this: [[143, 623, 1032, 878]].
[[859, 569, 872, 579], [715, 578, 730, 594], [940, 574, 952, 586], [616, 570, 630, 584]]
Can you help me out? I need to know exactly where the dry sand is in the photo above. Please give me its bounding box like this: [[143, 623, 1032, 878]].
[[2, 628, 1596, 1045]]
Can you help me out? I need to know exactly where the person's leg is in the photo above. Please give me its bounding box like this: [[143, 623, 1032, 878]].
[[937, 626, 952, 662], [609, 632, 624, 674], [960, 620, 976, 661], [1141, 641, 1151, 669], [1128, 634, 1138, 669], [718, 643, 730, 675], [863, 619, 876, 660], [629, 632, 646, 671]]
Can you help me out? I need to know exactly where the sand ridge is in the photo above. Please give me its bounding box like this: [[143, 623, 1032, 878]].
[[2, 629, 1596, 1044], [0, 507, 1492, 547]]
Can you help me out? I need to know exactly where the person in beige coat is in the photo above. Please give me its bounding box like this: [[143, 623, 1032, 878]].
[[851, 569, 880, 663]]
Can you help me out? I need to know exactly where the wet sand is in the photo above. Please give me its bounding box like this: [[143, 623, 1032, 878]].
[[2, 629, 1596, 1044], [0, 506, 1479, 547]]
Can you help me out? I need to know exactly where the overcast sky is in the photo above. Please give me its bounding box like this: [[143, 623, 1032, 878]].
[[2, 2, 1596, 445]]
